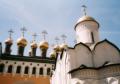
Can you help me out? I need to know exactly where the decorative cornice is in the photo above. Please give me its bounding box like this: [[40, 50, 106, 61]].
[[69, 63, 120, 73], [0, 54, 55, 64]]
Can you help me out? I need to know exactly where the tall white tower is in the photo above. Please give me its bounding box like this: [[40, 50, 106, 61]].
[[75, 5, 100, 46]]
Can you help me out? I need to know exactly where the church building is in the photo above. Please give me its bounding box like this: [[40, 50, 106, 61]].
[[51, 5, 120, 84]]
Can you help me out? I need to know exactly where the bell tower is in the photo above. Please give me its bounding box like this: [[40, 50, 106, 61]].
[[75, 5, 100, 46]]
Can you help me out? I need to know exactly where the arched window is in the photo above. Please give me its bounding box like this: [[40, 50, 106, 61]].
[[24, 66, 29, 74], [0, 64, 4, 73], [16, 66, 21, 74], [32, 67, 36, 75], [7, 65, 13, 73], [39, 68, 43, 75], [47, 68, 51, 75]]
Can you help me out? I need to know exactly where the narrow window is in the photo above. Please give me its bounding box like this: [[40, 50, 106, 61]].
[[32, 67, 36, 75], [0, 64, 4, 73], [8, 65, 13, 73], [16, 66, 21, 74], [39, 68, 43, 75], [47, 68, 51, 75], [24, 66, 29, 74], [91, 32, 94, 43]]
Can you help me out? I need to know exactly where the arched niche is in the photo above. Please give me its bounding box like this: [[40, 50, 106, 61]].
[[93, 39, 120, 67], [68, 43, 93, 70]]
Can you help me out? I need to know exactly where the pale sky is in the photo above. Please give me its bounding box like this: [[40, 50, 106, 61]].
[[0, 0, 120, 56]]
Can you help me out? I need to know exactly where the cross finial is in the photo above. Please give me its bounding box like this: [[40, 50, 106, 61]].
[[41, 30, 48, 40], [21, 27, 27, 37], [32, 33, 37, 41], [8, 29, 14, 39], [55, 37, 60, 45], [82, 5, 87, 16], [61, 34, 67, 43]]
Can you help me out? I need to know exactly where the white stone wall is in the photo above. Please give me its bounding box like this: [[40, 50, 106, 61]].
[[76, 21, 99, 44], [67, 44, 93, 70], [51, 40, 120, 84], [0, 59, 53, 77], [94, 41, 120, 67]]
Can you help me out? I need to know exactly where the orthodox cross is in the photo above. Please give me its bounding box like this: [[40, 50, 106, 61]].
[[82, 5, 87, 16], [55, 37, 60, 45], [61, 34, 67, 43], [41, 30, 48, 40], [8, 29, 14, 39], [21, 27, 27, 37], [32, 33, 37, 41]]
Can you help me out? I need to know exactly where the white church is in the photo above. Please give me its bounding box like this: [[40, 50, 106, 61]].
[[51, 5, 120, 84]]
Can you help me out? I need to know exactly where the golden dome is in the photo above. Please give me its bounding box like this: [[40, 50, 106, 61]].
[[17, 37, 27, 47], [53, 45, 60, 52], [5, 38, 13, 45], [75, 16, 99, 29], [39, 41, 49, 49], [50, 51, 56, 59], [60, 43, 68, 50], [31, 42, 37, 48]]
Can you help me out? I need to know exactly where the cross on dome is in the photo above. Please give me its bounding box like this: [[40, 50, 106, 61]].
[[32, 33, 37, 41], [82, 5, 87, 16], [41, 30, 48, 40], [55, 37, 60, 45], [21, 27, 27, 37], [8, 29, 14, 39], [61, 34, 67, 43]]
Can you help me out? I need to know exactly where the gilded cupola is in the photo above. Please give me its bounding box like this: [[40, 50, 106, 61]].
[[17, 27, 27, 56], [39, 41, 49, 49], [39, 30, 49, 58], [17, 37, 27, 47], [50, 50, 56, 59], [30, 33, 38, 56], [4, 29, 14, 55]]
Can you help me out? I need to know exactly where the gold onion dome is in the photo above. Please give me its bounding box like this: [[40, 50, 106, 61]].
[[31, 41, 37, 48], [53, 45, 61, 52], [5, 38, 13, 45], [17, 37, 27, 47], [50, 51, 56, 59], [39, 41, 49, 49], [60, 43, 68, 50], [75, 16, 99, 28]]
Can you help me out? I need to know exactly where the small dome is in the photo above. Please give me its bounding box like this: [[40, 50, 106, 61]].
[[17, 37, 27, 47], [5, 38, 13, 45], [39, 41, 49, 49], [60, 43, 68, 50], [53, 45, 60, 52], [50, 51, 56, 59], [75, 16, 99, 29], [31, 42, 37, 48]]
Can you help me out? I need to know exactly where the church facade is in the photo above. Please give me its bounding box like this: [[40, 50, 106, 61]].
[[51, 6, 120, 84], [0, 30, 55, 84]]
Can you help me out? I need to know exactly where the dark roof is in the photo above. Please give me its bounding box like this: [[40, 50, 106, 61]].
[[0, 54, 55, 64], [69, 63, 120, 73]]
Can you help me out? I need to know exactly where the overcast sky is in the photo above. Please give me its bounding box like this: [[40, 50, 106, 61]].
[[0, 0, 120, 56]]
